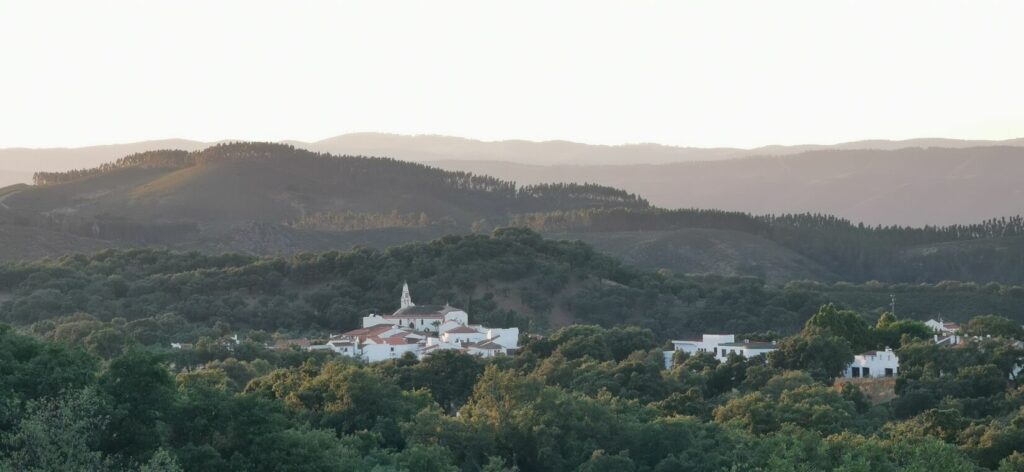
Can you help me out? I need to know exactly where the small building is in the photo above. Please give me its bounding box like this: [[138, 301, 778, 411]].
[[664, 334, 777, 369], [442, 325, 489, 344], [933, 334, 963, 346], [844, 347, 899, 378], [925, 318, 961, 335], [714, 340, 778, 361]]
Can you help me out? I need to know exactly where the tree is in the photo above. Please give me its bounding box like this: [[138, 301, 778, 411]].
[[577, 450, 636, 472], [768, 334, 853, 382], [84, 328, 127, 360], [1, 388, 112, 472], [392, 350, 485, 413], [964, 315, 1024, 340], [802, 304, 872, 352], [140, 449, 184, 472], [99, 349, 175, 462]]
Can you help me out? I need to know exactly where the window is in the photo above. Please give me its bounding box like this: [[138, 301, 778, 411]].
[[884, 368, 894, 377], [862, 367, 871, 377], [851, 367, 860, 378]]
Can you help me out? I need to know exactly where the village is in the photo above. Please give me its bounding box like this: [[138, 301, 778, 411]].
[[660, 318, 985, 380], [171, 283, 1004, 384]]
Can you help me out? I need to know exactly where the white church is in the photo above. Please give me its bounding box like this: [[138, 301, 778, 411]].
[[311, 283, 519, 363]]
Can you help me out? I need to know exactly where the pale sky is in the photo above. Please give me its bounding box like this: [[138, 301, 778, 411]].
[[1, 1, 1022, 149]]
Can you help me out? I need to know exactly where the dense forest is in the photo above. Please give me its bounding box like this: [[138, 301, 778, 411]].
[[3, 300, 1024, 470], [512, 208, 1024, 282], [3, 228, 1024, 342], [2, 230, 1024, 470]]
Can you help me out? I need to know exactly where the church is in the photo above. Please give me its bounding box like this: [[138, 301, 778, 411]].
[[362, 283, 469, 333]]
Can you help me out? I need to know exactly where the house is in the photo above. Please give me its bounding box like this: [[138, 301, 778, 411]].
[[442, 325, 489, 344], [310, 283, 518, 362], [933, 334, 963, 346], [925, 318, 961, 335], [664, 334, 777, 369], [844, 347, 899, 378], [714, 340, 778, 362]]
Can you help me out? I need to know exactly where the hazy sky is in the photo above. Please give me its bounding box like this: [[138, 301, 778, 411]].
[[1, 1, 1022, 149]]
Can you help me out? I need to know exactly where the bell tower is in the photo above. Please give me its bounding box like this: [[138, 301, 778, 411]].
[[400, 282, 415, 309]]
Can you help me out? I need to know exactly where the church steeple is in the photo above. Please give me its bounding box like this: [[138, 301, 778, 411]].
[[400, 282, 415, 309]]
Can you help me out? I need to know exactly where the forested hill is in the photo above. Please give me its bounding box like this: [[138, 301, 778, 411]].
[[0, 142, 645, 257], [4, 141, 1024, 284], [3, 228, 1023, 341], [513, 208, 1024, 283]]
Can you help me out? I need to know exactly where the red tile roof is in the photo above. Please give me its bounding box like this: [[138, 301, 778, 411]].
[[445, 326, 480, 334]]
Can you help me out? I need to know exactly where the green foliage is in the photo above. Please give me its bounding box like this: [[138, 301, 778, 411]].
[[802, 303, 873, 352], [769, 333, 853, 382], [1, 388, 112, 472], [0, 316, 1020, 470], [964, 314, 1024, 340], [99, 349, 175, 461]]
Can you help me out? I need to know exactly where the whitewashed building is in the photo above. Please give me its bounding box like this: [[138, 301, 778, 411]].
[[362, 283, 470, 333], [713, 341, 778, 362], [925, 318, 961, 335], [313, 283, 518, 362], [664, 334, 778, 369], [844, 347, 899, 378]]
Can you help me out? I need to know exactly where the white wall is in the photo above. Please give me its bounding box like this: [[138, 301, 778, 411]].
[[844, 348, 899, 378]]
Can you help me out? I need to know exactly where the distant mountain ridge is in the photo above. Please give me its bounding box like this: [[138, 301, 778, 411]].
[[3, 133, 1024, 225], [2, 141, 1024, 284], [4, 132, 1023, 177], [430, 146, 1024, 226]]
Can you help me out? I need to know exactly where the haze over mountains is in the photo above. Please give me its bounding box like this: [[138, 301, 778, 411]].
[[3, 133, 1024, 226], [2, 141, 1024, 284]]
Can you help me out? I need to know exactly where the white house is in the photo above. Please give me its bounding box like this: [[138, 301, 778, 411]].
[[925, 318, 961, 335], [442, 325, 489, 344], [669, 334, 736, 356], [664, 334, 777, 369], [844, 347, 899, 378], [713, 340, 778, 362], [312, 283, 517, 362]]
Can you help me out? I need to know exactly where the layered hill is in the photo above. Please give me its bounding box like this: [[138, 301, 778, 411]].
[[432, 146, 1024, 226], [0, 142, 649, 259], [3, 142, 1024, 284]]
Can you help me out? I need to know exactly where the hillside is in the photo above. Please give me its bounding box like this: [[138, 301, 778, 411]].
[[0, 142, 647, 259], [3, 229, 1024, 338], [558, 229, 837, 282], [432, 146, 1024, 226], [4, 142, 1024, 283]]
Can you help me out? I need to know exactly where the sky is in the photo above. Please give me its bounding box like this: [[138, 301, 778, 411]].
[[1, 1, 1022, 149]]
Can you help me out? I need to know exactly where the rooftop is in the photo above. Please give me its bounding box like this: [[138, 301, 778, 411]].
[[445, 325, 482, 334], [719, 341, 776, 349], [388, 304, 464, 318]]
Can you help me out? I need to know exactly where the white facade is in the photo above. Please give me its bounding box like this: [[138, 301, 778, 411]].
[[844, 347, 899, 378], [442, 326, 488, 344], [925, 318, 961, 335], [713, 342, 777, 361], [664, 334, 777, 369]]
